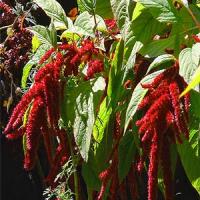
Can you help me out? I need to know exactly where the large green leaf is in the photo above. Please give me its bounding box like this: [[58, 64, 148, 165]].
[[140, 37, 175, 57], [107, 40, 124, 100], [33, 0, 68, 26], [29, 25, 53, 47], [78, 0, 95, 13], [73, 11, 107, 37], [93, 97, 112, 143], [124, 70, 164, 132], [21, 44, 51, 88], [131, 9, 165, 44], [177, 115, 200, 193], [32, 35, 41, 53], [49, 20, 57, 48], [180, 66, 200, 97], [179, 43, 200, 84], [147, 54, 176, 73], [110, 0, 135, 31], [95, 0, 113, 18], [190, 90, 200, 119], [122, 41, 143, 83], [61, 78, 105, 161], [82, 162, 100, 191], [124, 9, 165, 56], [74, 92, 94, 161], [118, 132, 136, 182], [138, 0, 178, 23]]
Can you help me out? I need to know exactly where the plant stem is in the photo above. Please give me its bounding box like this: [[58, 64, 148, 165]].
[[187, 7, 200, 31], [66, 130, 79, 200], [87, 187, 93, 200], [0, 24, 12, 31], [179, 1, 200, 31]]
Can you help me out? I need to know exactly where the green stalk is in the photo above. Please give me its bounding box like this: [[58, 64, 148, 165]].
[[87, 187, 93, 200], [66, 132, 79, 200]]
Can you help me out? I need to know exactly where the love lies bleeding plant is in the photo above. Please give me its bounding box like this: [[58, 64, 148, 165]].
[[1, 0, 200, 200]]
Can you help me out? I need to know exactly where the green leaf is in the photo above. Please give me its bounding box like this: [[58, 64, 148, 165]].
[[190, 90, 200, 119], [74, 92, 94, 161], [78, 0, 96, 13], [29, 25, 53, 47], [124, 70, 164, 132], [122, 41, 143, 84], [61, 78, 105, 160], [138, 0, 178, 23], [124, 9, 165, 56], [131, 9, 165, 44], [22, 105, 31, 154], [118, 132, 136, 182], [180, 66, 200, 97], [73, 11, 107, 37], [82, 162, 101, 190], [93, 97, 112, 143], [132, 2, 145, 20], [179, 43, 200, 84], [147, 54, 176, 73], [177, 116, 200, 193], [95, 0, 113, 18], [140, 37, 174, 57], [60, 30, 81, 41], [33, 0, 68, 26], [32, 35, 41, 53], [107, 40, 124, 100], [111, 0, 135, 31], [49, 20, 57, 47], [21, 44, 51, 88]]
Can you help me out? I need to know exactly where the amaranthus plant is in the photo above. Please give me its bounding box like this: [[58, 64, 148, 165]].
[[2, 0, 200, 200]]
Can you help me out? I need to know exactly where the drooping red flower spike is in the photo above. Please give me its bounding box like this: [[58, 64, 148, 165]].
[[4, 38, 104, 188], [135, 63, 190, 200]]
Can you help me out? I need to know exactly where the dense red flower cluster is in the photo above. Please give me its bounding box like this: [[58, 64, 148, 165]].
[[4, 49, 64, 174], [85, 59, 104, 80], [4, 39, 104, 186], [1, 28, 32, 79], [135, 64, 190, 200], [104, 19, 119, 34], [0, 2, 15, 27]]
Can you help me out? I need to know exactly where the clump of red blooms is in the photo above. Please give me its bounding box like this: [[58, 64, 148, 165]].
[[4, 39, 104, 186], [192, 34, 200, 43], [104, 19, 119, 34], [135, 62, 190, 200], [0, 2, 15, 27], [85, 59, 104, 80]]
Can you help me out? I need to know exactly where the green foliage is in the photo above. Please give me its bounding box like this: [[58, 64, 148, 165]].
[[147, 54, 175, 73], [177, 116, 200, 193], [5, 0, 200, 199], [33, 0, 69, 26], [61, 78, 105, 161], [118, 131, 136, 182], [179, 43, 200, 84], [138, 0, 178, 23]]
